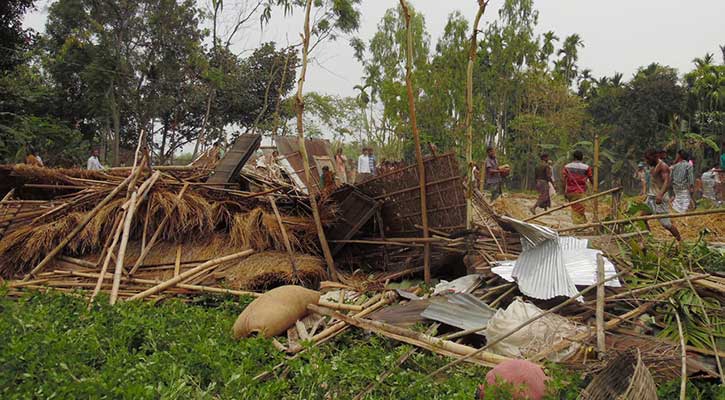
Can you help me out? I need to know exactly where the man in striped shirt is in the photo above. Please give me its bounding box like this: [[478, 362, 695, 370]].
[[670, 150, 694, 213], [561, 150, 593, 224]]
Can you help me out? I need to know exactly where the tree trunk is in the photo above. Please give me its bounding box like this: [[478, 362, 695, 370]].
[[296, 0, 338, 280], [400, 0, 430, 284], [110, 92, 121, 167]]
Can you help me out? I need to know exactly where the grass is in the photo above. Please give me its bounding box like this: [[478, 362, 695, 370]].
[[0, 289, 721, 399]]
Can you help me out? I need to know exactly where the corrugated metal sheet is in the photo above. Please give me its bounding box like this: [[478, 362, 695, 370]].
[[562, 248, 621, 287], [490, 237, 621, 289], [500, 215, 558, 248], [511, 237, 580, 300], [421, 293, 495, 335]]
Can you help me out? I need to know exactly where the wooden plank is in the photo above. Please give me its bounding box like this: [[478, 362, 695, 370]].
[[207, 134, 261, 184]]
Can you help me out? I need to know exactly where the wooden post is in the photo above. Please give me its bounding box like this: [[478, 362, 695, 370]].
[[295, 0, 337, 280], [596, 253, 606, 358], [400, 0, 431, 284], [23, 169, 139, 280], [592, 133, 600, 225], [465, 0, 488, 230]]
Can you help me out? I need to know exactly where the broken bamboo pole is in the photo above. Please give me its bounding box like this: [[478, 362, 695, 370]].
[[592, 133, 600, 224], [127, 249, 253, 301], [596, 253, 606, 358], [88, 213, 126, 307], [400, 0, 431, 284], [465, 0, 488, 230], [559, 207, 725, 233], [524, 187, 622, 222], [110, 191, 138, 305], [294, 0, 337, 281], [23, 167, 139, 280], [268, 196, 299, 280]]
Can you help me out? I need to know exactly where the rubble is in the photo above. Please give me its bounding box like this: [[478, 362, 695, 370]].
[[1, 138, 724, 394]]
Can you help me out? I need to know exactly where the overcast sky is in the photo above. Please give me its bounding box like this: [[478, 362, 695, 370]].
[[25, 0, 725, 98]]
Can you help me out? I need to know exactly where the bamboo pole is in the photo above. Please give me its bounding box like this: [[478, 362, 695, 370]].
[[110, 191, 138, 305], [582, 273, 710, 305], [89, 212, 126, 306], [592, 133, 600, 224], [294, 0, 337, 280], [524, 187, 622, 222], [174, 245, 182, 277], [559, 207, 725, 233], [596, 253, 606, 358], [68, 270, 261, 298], [268, 196, 299, 280], [308, 304, 509, 367], [465, 0, 488, 230], [127, 249, 253, 301], [400, 0, 431, 284], [23, 167, 139, 280], [110, 170, 159, 304], [672, 304, 687, 400], [128, 183, 189, 275]]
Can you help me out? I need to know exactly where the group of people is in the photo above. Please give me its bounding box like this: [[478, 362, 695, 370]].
[[485, 144, 725, 242], [23, 147, 104, 171]]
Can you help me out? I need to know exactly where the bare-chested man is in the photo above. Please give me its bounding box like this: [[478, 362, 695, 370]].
[[643, 149, 681, 241]]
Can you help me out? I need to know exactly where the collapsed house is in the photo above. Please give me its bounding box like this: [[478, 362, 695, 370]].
[[1, 134, 724, 395]]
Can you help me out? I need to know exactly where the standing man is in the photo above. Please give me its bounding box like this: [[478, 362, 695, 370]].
[[87, 148, 104, 170], [530, 154, 553, 214], [356, 147, 372, 183], [485, 147, 503, 201], [670, 150, 694, 213], [368, 147, 377, 177], [633, 162, 647, 196], [334, 148, 347, 184], [561, 150, 593, 224], [643, 149, 681, 241]]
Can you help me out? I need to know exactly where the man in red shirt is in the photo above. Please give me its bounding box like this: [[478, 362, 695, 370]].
[[561, 150, 593, 224]]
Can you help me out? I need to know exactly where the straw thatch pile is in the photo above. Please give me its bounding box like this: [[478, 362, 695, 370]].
[[225, 251, 325, 290], [0, 162, 325, 300]]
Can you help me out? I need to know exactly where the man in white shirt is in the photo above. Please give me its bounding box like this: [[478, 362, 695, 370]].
[[356, 147, 372, 183], [87, 148, 104, 170]]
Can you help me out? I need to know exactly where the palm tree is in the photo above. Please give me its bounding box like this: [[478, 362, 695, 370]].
[[539, 31, 559, 65], [693, 53, 714, 69], [556, 33, 584, 85], [577, 68, 593, 97]]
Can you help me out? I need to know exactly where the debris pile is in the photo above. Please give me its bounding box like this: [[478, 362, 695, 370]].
[[1, 136, 724, 395]]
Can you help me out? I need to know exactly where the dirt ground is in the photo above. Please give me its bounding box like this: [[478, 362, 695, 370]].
[[491, 191, 725, 242]]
